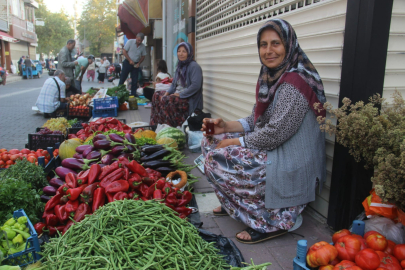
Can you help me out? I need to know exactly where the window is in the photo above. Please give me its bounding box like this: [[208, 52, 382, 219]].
[[12, 0, 19, 16]]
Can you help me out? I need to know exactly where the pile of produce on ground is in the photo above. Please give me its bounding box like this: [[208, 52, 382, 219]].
[[41, 118, 71, 136], [0, 159, 46, 224], [106, 85, 129, 106], [67, 118, 132, 141], [38, 199, 272, 270], [0, 216, 31, 256], [0, 148, 52, 168], [67, 93, 92, 107], [307, 228, 405, 270]]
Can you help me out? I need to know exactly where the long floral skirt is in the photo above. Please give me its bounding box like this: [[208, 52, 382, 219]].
[[202, 133, 306, 233], [149, 91, 189, 127]]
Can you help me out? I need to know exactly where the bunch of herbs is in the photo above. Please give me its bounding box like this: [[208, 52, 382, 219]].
[[0, 159, 47, 191], [106, 84, 129, 105]]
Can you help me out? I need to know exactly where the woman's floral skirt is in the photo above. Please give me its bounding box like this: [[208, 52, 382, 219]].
[[150, 91, 189, 127], [202, 132, 306, 233]]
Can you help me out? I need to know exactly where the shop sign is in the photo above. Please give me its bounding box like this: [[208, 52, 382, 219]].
[[26, 21, 34, 32], [5, 51, 9, 55], [22, 32, 35, 40]]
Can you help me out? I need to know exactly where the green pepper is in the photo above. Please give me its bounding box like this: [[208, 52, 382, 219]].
[[12, 224, 23, 231], [0, 225, 10, 231], [23, 228, 29, 233], [1, 240, 9, 250], [3, 229, 16, 240], [4, 218, 16, 227], [17, 216, 27, 225], [12, 234, 23, 246], [8, 244, 25, 254], [11, 229, 30, 240]]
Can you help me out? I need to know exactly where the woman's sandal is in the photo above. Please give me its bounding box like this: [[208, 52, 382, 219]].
[[212, 206, 229, 216], [235, 227, 288, 244]]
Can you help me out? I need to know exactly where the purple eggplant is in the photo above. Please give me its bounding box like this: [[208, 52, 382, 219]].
[[109, 133, 125, 143], [125, 133, 136, 144], [43, 186, 57, 196], [49, 178, 64, 188], [89, 161, 98, 166], [55, 166, 77, 180], [125, 145, 136, 153], [101, 153, 115, 165], [73, 153, 83, 159], [93, 140, 112, 150], [86, 151, 101, 160], [82, 146, 94, 158], [93, 134, 107, 143], [75, 145, 93, 154], [61, 158, 85, 170], [111, 145, 127, 156], [41, 195, 51, 202]]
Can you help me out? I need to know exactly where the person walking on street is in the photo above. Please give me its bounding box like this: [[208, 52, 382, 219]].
[[58, 39, 78, 79], [74, 55, 94, 93], [18, 56, 25, 76], [119, 33, 146, 96], [87, 60, 96, 82], [24, 56, 34, 79], [98, 59, 108, 83]]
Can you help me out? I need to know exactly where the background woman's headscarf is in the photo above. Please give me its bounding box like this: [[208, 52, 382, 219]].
[[172, 42, 194, 88], [254, 19, 326, 122]]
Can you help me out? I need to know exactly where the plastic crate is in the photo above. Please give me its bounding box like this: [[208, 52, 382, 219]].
[[2, 209, 41, 267], [66, 119, 127, 137], [92, 107, 118, 118], [28, 130, 65, 151], [93, 96, 119, 110], [293, 220, 365, 270], [67, 105, 92, 120]]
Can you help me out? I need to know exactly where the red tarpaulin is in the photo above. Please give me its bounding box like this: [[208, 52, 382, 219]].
[[118, 0, 149, 39]]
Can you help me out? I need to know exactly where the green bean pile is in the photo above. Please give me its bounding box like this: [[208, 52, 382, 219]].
[[38, 200, 271, 270]]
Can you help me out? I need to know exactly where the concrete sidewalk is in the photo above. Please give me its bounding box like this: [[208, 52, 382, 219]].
[[117, 105, 334, 269]]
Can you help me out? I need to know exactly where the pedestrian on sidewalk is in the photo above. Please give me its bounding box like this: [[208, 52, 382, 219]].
[[87, 61, 96, 82], [58, 39, 79, 79], [74, 55, 94, 93], [118, 33, 146, 96], [35, 69, 67, 117], [18, 56, 25, 76], [24, 56, 34, 79], [201, 19, 327, 244], [98, 59, 108, 83]]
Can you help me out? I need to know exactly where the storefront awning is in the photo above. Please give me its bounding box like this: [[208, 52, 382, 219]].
[[30, 43, 38, 47], [117, 0, 149, 39], [0, 31, 17, 43]]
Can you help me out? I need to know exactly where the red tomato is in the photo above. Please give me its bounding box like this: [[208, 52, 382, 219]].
[[30, 150, 35, 153], [8, 149, 19, 155], [307, 241, 339, 268], [364, 231, 381, 240], [355, 248, 381, 270], [345, 267, 363, 270], [333, 260, 356, 270], [333, 229, 352, 244], [384, 240, 396, 255], [6, 160, 14, 165], [375, 251, 401, 270], [366, 234, 388, 251], [0, 160, 4, 167], [320, 265, 335, 270], [9, 154, 20, 161], [0, 148, 7, 153], [20, 148, 30, 154], [336, 235, 363, 261], [27, 156, 37, 163], [1, 154, 9, 162], [44, 158, 49, 165], [330, 258, 341, 266], [5, 165, 10, 168], [393, 244, 405, 261], [351, 234, 368, 250], [400, 260, 405, 269]]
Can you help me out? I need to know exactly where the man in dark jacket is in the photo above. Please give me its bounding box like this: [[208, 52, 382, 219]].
[[58, 39, 78, 79], [18, 56, 25, 75]]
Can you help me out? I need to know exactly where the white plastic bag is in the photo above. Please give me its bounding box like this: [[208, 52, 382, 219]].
[[155, 124, 184, 134], [155, 83, 172, 92], [364, 216, 405, 244], [10, 64, 16, 74], [188, 130, 204, 153], [137, 87, 143, 96]]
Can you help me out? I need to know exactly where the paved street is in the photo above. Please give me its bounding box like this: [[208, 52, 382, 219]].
[[0, 71, 119, 150]]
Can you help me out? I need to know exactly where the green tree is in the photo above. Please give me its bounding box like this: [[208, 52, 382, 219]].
[[35, 0, 75, 56], [77, 0, 116, 56]]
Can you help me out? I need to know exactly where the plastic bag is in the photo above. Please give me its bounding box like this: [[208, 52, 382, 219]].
[[362, 189, 397, 220], [155, 83, 171, 92], [364, 216, 405, 244], [10, 64, 16, 74], [137, 87, 143, 96], [155, 124, 184, 133], [188, 130, 204, 153]]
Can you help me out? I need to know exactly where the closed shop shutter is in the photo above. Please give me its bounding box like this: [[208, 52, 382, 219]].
[[29, 45, 36, 60], [196, 0, 348, 218], [10, 41, 28, 65]]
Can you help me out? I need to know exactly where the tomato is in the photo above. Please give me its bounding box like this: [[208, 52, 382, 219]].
[[333, 229, 352, 244], [384, 240, 396, 255], [345, 267, 363, 270], [5, 165, 11, 168], [6, 160, 14, 165], [400, 260, 405, 269], [375, 251, 401, 270], [0, 160, 4, 167], [366, 234, 388, 251], [20, 148, 31, 154], [330, 258, 341, 266], [320, 265, 335, 270], [8, 149, 19, 155], [44, 158, 49, 165], [0, 148, 7, 153], [336, 235, 363, 261], [9, 154, 20, 161], [307, 241, 339, 268], [27, 156, 37, 163], [30, 150, 35, 153], [393, 244, 405, 261], [1, 154, 10, 162], [364, 231, 381, 240], [355, 248, 381, 270], [351, 234, 368, 250], [333, 260, 356, 270]]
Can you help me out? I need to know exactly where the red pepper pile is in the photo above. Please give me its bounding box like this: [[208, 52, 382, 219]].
[[68, 118, 132, 141], [36, 157, 193, 236]]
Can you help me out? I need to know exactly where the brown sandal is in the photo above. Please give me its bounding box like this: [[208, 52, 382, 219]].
[[236, 228, 288, 244], [212, 206, 229, 216]]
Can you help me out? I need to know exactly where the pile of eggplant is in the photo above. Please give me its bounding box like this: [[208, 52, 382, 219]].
[[140, 145, 179, 176]]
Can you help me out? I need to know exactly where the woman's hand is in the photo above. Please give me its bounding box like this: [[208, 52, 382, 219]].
[[164, 92, 170, 96], [171, 93, 180, 97], [215, 138, 241, 149], [202, 118, 227, 135]]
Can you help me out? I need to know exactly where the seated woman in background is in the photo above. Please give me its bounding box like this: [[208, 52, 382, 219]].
[[144, 60, 171, 106], [201, 19, 326, 244], [150, 42, 203, 127]]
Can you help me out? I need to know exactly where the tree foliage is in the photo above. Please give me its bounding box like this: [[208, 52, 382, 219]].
[[35, 0, 75, 56], [77, 0, 117, 56]]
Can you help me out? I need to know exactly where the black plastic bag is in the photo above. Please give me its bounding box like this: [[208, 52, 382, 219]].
[[188, 109, 211, 131]]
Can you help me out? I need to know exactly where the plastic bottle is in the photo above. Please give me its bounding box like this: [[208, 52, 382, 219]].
[[128, 95, 138, 110]]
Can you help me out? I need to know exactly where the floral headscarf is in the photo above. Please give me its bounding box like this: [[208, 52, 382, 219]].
[[172, 42, 194, 88], [255, 19, 326, 122]]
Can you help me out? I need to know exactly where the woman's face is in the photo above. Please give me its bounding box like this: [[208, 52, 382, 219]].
[[259, 28, 286, 69], [177, 46, 188, 62]]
